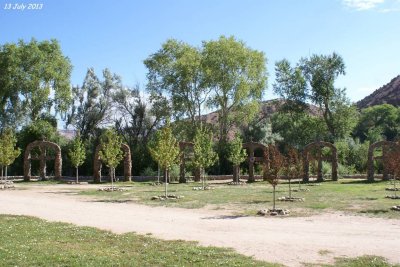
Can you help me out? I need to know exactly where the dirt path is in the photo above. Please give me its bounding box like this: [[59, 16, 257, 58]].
[[1, 185, 400, 266]]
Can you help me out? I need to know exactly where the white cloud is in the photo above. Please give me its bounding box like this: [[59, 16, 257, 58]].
[[342, 0, 385, 10]]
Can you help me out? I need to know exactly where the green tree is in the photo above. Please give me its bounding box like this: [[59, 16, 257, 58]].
[[68, 136, 86, 183], [0, 39, 72, 126], [193, 126, 218, 189], [67, 68, 121, 140], [354, 104, 399, 142], [283, 147, 302, 199], [203, 36, 267, 171], [227, 135, 247, 183], [148, 122, 180, 198], [274, 53, 356, 141], [0, 129, 21, 180], [144, 39, 210, 139], [98, 129, 124, 188]]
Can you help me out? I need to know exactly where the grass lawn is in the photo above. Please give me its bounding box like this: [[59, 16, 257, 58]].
[[73, 179, 400, 219], [0, 215, 397, 267]]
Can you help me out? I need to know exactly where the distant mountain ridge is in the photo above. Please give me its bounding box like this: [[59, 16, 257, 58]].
[[357, 75, 400, 109]]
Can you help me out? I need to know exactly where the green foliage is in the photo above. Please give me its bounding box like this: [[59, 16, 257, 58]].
[[203, 36, 268, 143], [144, 39, 208, 138], [227, 135, 247, 166], [193, 126, 218, 170], [274, 53, 356, 141], [67, 68, 121, 140], [99, 129, 124, 182], [271, 112, 327, 149], [242, 118, 282, 145], [68, 136, 86, 168], [0, 39, 72, 126], [193, 126, 218, 188], [0, 129, 21, 177], [67, 135, 86, 182], [354, 104, 400, 142], [148, 122, 180, 172]]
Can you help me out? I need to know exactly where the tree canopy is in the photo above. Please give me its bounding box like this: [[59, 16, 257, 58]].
[[0, 39, 72, 127]]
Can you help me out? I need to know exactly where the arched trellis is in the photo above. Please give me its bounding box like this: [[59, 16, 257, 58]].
[[24, 141, 62, 181], [93, 143, 132, 183], [243, 142, 268, 183], [367, 141, 399, 182], [303, 141, 338, 182]]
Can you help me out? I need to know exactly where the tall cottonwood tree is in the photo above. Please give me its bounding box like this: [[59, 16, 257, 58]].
[[274, 53, 357, 142], [0, 39, 72, 127], [67, 68, 121, 140], [0, 129, 21, 180], [144, 39, 210, 139], [203, 36, 267, 171]]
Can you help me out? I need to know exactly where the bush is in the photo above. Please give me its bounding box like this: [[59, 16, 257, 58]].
[[140, 167, 158, 177]]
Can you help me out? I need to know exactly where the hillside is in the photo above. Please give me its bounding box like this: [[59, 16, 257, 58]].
[[357, 75, 400, 109]]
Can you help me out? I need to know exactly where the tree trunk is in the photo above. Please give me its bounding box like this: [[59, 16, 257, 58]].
[[5, 166, 8, 181], [111, 167, 114, 189], [165, 168, 168, 198], [289, 179, 292, 199], [202, 168, 205, 190], [157, 164, 160, 184], [76, 167, 79, 184], [273, 185, 276, 211]]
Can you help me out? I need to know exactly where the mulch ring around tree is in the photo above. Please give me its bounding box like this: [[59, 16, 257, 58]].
[[292, 188, 310, 192], [278, 196, 305, 202], [192, 186, 214, 190], [0, 181, 15, 190], [227, 181, 246, 186], [151, 195, 184, 200], [391, 206, 400, 211], [98, 187, 126, 192], [385, 187, 400, 191], [257, 208, 290, 216], [66, 181, 89, 185], [385, 195, 400, 199]]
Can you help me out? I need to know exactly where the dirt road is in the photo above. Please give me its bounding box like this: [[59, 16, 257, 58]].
[[1, 185, 399, 266]]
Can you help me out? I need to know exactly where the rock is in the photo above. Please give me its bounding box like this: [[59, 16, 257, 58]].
[[227, 181, 246, 186], [391, 205, 400, 211], [151, 194, 184, 200], [98, 187, 125, 192], [0, 181, 15, 190], [292, 188, 310, 192], [257, 208, 290, 216], [278, 196, 304, 202], [192, 186, 213, 190], [385, 188, 400, 191]]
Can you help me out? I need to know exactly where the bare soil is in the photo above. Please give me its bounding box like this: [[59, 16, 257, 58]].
[[1, 184, 399, 267]]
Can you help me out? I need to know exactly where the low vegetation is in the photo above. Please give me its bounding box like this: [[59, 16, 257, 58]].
[[0, 215, 397, 267], [67, 179, 400, 219]]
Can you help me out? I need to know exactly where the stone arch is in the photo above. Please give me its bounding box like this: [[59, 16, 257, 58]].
[[243, 142, 268, 183], [179, 141, 201, 183], [24, 141, 62, 181], [93, 143, 132, 183], [367, 141, 399, 182], [303, 141, 338, 182]]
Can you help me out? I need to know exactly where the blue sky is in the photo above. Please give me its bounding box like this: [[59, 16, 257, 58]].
[[1, 0, 399, 102]]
